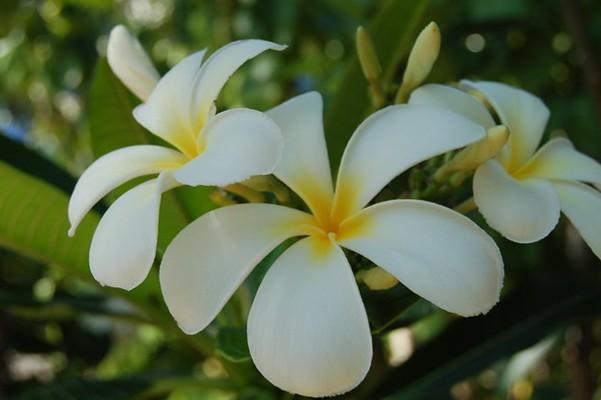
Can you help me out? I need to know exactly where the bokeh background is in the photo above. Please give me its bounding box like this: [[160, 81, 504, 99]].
[[0, 0, 601, 399]]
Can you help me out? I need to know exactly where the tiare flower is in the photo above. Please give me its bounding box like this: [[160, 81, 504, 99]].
[[410, 82, 601, 258], [159, 92, 504, 397], [67, 26, 285, 290]]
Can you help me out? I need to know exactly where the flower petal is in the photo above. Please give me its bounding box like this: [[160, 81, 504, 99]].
[[248, 237, 371, 397], [173, 108, 282, 187], [133, 50, 207, 157], [266, 92, 334, 223], [554, 181, 601, 259], [68, 145, 186, 236], [409, 84, 495, 128], [107, 25, 160, 101], [462, 80, 549, 170], [89, 171, 178, 290], [333, 105, 485, 219], [515, 137, 601, 185], [159, 204, 314, 334], [474, 159, 560, 243], [190, 39, 286, 131], [338, 200, 503, 316]]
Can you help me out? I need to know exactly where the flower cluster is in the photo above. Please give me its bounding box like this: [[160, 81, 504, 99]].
[[68, 23, 601, 397]]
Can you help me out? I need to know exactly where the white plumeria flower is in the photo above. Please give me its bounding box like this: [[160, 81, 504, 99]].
[[159, 92, 504, 397], [67, 26, 285, 290], [410, 82, 601, 258]]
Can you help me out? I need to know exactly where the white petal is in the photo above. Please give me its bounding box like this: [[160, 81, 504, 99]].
[[409, 84, 495, 128], [473, 160, 560, 243], [248, 238, 371, 397], [89, 172, 178, 290], [190, 39, 286, 130], [554, 181, 601, 260], [338, 200, 503, 316], [462, 80, 549, 170], [159, 204, 314, 334], [107, 25, 160, 101], [333, 105, 485, 219], [133, 50, 207, 157], [173, 108, 283, 187], [266, 92, 334, 222], [515, 137, 601, 185], [68, 145, 186, 236]]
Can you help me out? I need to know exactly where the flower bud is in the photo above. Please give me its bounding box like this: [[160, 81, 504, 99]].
[[359, 266, 398, 290], [435, 125, 509, 181], [224, 183, 266, 203], [243, 176, 291, 203], [209, 189, 237, 206], [356, 26, 382, 83], [395, 22, 441, 103], [356, 26, 385, 107]]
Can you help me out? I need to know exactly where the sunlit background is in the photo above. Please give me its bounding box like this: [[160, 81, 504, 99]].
[[1, 0, 601, 399]]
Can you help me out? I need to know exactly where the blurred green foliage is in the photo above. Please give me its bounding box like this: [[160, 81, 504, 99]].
[[0, 0, 601, 399]]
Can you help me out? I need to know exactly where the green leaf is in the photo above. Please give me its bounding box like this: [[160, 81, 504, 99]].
[[13, 376, 152, 400], [0, 162, 97, 281], [88, 58, 150, 158], [216, 327, 251, 363], [0, 161, 158, 304], [324, 0, 430, 170], [0, 134, 75, 196], [360, 283, 421, 334], [372, 278, 601, 399], [0, 289, 147, 323]]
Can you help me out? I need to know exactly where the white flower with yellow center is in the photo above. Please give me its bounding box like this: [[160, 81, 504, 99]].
[[67, 26, 285, 290], [410, 82, 601, 257], [159, 92, 504, 397]]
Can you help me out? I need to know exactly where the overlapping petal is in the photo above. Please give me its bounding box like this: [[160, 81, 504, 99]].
[[190, 40, 287, 131], [248, 237, 371, 397], [133, 50, 207, 157], [338, 200, 503, 316], [462, 80, 549, 170], [107, 25, 160, 101], [89, 171, 178, 290], [173, 108, 283, 187], [554, 181, 601, 259], [68, 145, 186, 236], [409, 84, 495, 128], [333, 105, 485, 219], [266, 92, 334, 223], [515, 137, 601, 184], [473, 160, 560, 243], [159, 204, 315, 334]]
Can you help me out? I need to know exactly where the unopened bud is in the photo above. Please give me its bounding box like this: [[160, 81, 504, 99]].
[[359, 266, 398, 290], [356, 26, 385, 107], [243, 176, 291, 203], [395, 22, 441, 103], [224, 183, 266, 203], [435, 125, 509, 181], [209, 189, 237, 206], [356, 26, 382, 83]]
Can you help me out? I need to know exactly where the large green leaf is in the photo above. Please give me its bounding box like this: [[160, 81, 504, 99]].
[[324, 0, 430, 169], [0, 134, 75, 195], [371, 278, 601, 399], [88, 58, 150, 157], [0, 161, 159, 303], [0, 161, 97, 281]]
